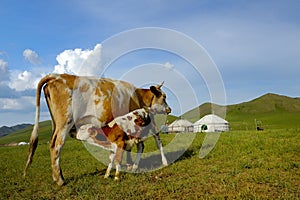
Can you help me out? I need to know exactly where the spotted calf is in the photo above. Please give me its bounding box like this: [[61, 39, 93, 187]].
[[86, 108, 157, 180]]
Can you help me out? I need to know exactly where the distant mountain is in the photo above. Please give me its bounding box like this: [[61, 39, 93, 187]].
[[0, 124, 32, 137], [182, 93, 300, 130]]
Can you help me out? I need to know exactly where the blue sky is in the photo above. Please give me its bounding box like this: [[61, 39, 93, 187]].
[[0, 0, 300, 126]]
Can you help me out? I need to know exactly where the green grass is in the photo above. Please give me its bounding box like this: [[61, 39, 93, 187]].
[[1, 130, 300, 199]]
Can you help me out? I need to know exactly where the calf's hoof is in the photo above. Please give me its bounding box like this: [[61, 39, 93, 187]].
[[104, 174, 110, 179], [126, 164, 133, 171]]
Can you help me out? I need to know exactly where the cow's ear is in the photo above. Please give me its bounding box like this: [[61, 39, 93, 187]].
[[150, 86, 161, 97]]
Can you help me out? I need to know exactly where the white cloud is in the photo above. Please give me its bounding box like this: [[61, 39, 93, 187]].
[[53, 44, 104, 76], [0, 96, 35, 111], [9, 70, 36, 91], [23, 49, 42, 65], [164, 62, 174, 71]]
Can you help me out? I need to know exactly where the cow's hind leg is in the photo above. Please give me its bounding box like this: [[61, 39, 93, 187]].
[[49, 126, 70, 186]]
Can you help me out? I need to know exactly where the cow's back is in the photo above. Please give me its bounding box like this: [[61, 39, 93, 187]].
[[44, 74, 138, 129]]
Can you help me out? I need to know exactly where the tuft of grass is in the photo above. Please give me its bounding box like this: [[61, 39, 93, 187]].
[[1, 130, 300, 199]]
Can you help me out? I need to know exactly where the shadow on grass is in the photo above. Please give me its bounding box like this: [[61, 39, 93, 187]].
[[66, 148, 195, 183], [65, 168, 107, 184], [128, 148, 196, 172]]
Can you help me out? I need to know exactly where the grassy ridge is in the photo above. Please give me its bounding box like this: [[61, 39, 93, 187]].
[[1, 130, 300, 199], [0, 121, 51, 145], [0, 93, 299, 145], [182, 93, 300, 130]]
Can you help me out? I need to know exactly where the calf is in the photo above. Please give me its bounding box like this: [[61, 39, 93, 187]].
[[86, 108, 155, 180]]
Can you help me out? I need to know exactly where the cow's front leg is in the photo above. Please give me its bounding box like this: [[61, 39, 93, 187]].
[[126, 150, 134, 170], [125, 138, 139, 171], [153, 133, 168, 166]]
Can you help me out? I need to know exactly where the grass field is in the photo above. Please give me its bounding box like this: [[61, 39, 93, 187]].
[[1, 129, 299, 199]]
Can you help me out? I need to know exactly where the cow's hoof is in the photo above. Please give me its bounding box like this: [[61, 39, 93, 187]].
[[114, 176, 120, 181], [132, 164, 138, 171], [57, 179, 65, 186], [162, 158, 168, 166]]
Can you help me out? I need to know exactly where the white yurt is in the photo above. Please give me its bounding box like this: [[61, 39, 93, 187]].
[[193, 114, 229, 133], [168, 119, 194, 133]]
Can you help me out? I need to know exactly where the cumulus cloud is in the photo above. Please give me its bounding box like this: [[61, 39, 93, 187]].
[[23, 49, 42, 65], [9, 70, 37, 91], [53, 44, 104, 76]]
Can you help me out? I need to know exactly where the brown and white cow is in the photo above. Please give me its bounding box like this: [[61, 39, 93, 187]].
[[87, 107, 157, 180], [23, 73, 171, 186]]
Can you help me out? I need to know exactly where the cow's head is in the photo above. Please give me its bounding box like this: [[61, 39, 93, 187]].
[[149, 82, 171, 114]]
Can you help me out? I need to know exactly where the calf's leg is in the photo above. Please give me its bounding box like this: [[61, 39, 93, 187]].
[[132, 142, 144, 171], [113, 147, 124, 180], [104, 152, 115, 179]]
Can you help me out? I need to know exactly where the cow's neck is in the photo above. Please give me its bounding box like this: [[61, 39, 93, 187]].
[[131, 88, 154, 110]]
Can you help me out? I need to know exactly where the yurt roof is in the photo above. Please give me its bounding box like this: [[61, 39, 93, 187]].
[[169, 119, 193, 127], [194, 114, 228, 125]]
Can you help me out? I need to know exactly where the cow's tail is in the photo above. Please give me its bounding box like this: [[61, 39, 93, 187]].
[[23, 75, 54, 177]]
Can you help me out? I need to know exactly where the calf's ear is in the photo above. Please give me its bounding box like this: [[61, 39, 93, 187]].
[[142, 106, 150, 113], [150, 86, 161, 97]]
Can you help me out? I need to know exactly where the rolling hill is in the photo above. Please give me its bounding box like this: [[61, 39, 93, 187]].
[[0, 123, 32, 137], [0, 93, 299, 145], [182, 93, 300, 130]]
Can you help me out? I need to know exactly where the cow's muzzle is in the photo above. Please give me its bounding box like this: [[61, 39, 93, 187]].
[[165, 107, 171, 114]]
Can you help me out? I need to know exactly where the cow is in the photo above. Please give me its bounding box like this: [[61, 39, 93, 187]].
[[23, 74, 171, 186], [86, 107, 157, 180]]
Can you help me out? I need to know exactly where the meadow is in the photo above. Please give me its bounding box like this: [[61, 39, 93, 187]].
[[1, 129, 299, 199]]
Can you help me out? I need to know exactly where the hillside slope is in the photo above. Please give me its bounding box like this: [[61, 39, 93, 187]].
[[0, 124, 32, 137], [227, 93, 300, 130], [0, 121, 52, 145], [182, 93, 300, 130]]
